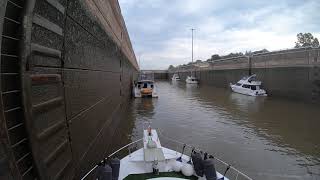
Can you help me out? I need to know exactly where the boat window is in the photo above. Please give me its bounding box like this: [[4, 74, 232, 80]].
[[143, 83, 148, 88], [242, 84, 250, 89], [151, 84, 154, 88], [138, 84, 141, 88], [236, 83, 242, 86], [250, 85, 256, 90]]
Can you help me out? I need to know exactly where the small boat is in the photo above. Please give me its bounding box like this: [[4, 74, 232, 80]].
[[81, 126, 252, 180], [230, 74, 267, 96], [133, 73, 158, 98], [171, 74, 181, 81], [133, 80, 158, 98], [186, 76, 198, 84]]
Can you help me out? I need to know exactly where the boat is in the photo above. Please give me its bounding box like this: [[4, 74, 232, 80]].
[[81, 126, 252, 180], [186, 76, 198, 84], [171, 74, 181, 81], [185, 29, 198, 85], [133, 73, 158, 98], [230, 74, 267, 96]]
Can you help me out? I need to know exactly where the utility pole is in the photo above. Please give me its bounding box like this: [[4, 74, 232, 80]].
[[191, 28, 195, 76], [191, 28, 195, 63]]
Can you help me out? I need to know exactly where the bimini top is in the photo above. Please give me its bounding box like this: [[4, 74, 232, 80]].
[[238, 74, 261, 86]]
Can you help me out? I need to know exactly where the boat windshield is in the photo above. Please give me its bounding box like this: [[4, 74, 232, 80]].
[[241, 76, 249, 80], [248, 75, 257, 82], [250, 85, 257, 90]]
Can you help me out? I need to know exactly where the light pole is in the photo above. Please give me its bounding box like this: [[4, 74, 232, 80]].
[[191, 28, 195, 76], [138, 52, 143, 71], [191, 28, 195, 63]]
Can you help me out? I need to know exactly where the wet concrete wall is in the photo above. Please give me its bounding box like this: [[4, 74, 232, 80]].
[[170, 48, 320, 103], [0, 0, 137, 179]]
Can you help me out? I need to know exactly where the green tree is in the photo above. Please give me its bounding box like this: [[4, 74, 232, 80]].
[[211, 54, 221, 60], [295, 33, 319, 48], [168, 65, 174, 70]]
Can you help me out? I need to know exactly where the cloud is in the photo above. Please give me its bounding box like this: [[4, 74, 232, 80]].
[[119, 0, 320, 70]]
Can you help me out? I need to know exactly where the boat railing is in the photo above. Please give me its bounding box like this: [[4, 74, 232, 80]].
[[157, 129, 253, 180], [81, 138, 143, 180], [81, 130, 253, 180]]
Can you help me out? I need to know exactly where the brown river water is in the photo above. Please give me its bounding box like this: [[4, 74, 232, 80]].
[[117, 80, 320, 180]]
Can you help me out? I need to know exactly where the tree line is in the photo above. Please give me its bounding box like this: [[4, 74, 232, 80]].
[[168, 33, 319, 70]]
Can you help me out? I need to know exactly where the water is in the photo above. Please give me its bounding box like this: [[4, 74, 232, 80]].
[[120, 80, 320, 180]]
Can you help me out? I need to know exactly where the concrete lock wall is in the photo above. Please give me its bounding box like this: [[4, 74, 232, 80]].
[[0, 0, 138, 179], [169, 48, 320, 103]]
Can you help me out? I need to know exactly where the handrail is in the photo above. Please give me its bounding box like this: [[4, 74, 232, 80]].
[[81, 138, 143, 180], [81, 129, 253, 180], [157, 129, 253, 180]]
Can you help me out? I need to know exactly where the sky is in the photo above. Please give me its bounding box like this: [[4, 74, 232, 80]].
[[119, 0, 320, 70]]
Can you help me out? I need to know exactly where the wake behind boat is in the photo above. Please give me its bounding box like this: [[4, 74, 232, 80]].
[[81, 126, 252, 180], [230, 74, 267, 96]]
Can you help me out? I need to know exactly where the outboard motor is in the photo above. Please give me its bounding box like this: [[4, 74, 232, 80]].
[[191, 151, 204, 176], [203, 159, 217, 180], [110, 158, 120, 180], [97, 164, 112, 180]]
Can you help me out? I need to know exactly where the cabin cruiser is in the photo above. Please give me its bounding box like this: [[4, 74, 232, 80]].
[[230, 74, 267, 96], [81, 126, 252, 180], [133, 80, 158, 98], [186, 76, 198, 84], [171, 74, 181, 81]]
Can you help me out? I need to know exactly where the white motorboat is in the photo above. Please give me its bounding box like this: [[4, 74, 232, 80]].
[[186, 76, 198, 84], [230, 74, 267, 96], [171, 74, 181, 81], [133, 73, 158, 98], [133, 80, 158, 98], [81, 126, 252, 180]]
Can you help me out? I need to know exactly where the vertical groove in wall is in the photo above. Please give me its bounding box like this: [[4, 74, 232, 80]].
[[0, 0, 39, 179]]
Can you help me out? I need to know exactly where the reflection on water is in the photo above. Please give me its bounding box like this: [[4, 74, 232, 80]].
[[121, 80, 320, 180]]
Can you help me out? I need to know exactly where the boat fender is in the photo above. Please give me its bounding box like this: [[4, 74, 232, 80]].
[[181, 163, 194, 176], [173, 161, 183, 172], [191, 151, 204, 176], [110, 158, 120, 180], [203, 159, 217, 180], [97, 164, 112, 180]]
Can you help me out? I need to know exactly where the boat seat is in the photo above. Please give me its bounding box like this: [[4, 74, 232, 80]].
[[144, 148, 165, 162]]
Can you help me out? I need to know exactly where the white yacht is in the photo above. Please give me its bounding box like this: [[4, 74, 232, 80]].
[[133, 73, 158, 98], [230, 74, 267, 96], [171, 74, 181, 81], [81, 126, 252, 180], [186, 76, 198, 84]]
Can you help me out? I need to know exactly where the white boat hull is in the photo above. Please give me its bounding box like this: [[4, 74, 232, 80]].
[[119, 147, 228, 180], [172, 78, 180, 81], [230, 84, 267, 96], [133, 87, 158, 98], [185, 76, 198, 84]]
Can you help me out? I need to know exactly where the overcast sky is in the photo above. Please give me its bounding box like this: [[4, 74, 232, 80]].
[[119, 0, 320, 70]]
